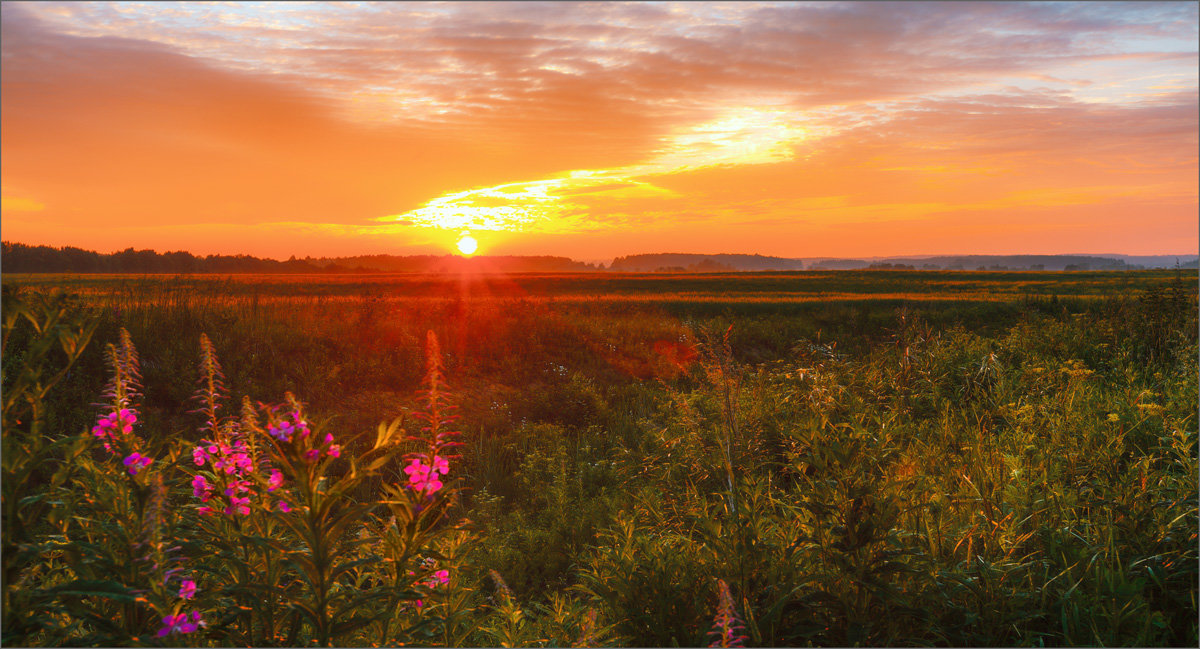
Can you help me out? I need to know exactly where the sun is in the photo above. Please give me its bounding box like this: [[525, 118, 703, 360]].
[[456, 234, 478, 256]]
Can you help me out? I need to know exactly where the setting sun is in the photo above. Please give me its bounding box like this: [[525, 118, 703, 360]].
[[456, 234, 478, 256]]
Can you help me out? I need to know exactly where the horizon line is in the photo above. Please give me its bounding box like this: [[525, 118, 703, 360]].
[[3, 240, 1198, 267]]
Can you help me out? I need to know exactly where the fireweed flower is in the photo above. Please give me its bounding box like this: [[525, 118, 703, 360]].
[[123, 452, 153, 475], [268, 469, 284, 492], [179, 580, 197, 600], [404, 456, 449, 495], [191, 475, 212, 501], [267, 410, 310, 442], [92, 408, 140, 454], [225, 496, 251, 516], [117, 408, 137, 433], [403, 458, 444, 495], [191, 430, 263, 516], [707, 579, 747, 648], [276, 500, 292, 513], [156, 611, 205, 637], [428, 569, 450, 586]]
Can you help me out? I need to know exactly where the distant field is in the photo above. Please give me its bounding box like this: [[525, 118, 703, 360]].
[[3, 269, 1189, 305]]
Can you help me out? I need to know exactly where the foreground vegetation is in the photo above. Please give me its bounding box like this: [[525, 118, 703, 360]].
[[2, 270, 1197, 646]]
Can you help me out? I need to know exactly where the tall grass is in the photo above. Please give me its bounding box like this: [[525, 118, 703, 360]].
[[2, 271, 1196, 646]]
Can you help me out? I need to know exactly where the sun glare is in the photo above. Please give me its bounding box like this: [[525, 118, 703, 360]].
[[456, 234, 478, 255]]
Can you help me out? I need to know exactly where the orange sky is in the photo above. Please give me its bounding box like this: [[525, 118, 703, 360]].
[[2, 1, 1197, 261]]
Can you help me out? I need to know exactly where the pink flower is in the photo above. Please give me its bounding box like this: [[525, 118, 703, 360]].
[[268, 469, 284, 492], [423, 569, 450, 588], [197, 506, 215, 515], [431, 455, 450, 475], [403, 458, 428, 478], [123, 452, 153, 476], [328, 445, 341, 458], [191, 475, 211, 500], [412, 473, 443, 495], [91, 414, 114, 438], [225, 496, 250, 516], [117, 408, 137, 433], [277, 500, 292, 513], [304, 449, 320, 462], [404, 458, 443, 495], [179, 580, 197, 600], [192, 446, 208, 466], [156, 611, 203, 637]]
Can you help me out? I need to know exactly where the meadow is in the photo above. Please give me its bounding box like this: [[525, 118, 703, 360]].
[[2, 269, 1196, 647]]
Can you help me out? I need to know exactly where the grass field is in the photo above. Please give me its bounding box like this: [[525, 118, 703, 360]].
[[2, 269, 1197, 647]]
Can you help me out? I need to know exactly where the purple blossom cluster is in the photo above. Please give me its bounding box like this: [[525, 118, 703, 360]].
[[92, 407, 155, 476], [403, 455, 450, 495], [156, 611, 205, 637], [122, 452, 153, 476], [91, 408, 137, 444], [408, 561, 451, 609], [267, 409, 310, 442], [191, 430, 292, 515], [193, 439, 255, 475], [154, 573, 203, 638], [266, 407, 341, 464]]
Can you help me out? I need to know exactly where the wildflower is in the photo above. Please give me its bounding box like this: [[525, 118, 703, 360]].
[[328, 445, 341, 458], [707, 579, 747, 648], [225, 496, 251, 516], [191, 475, 211, 501], [192, 446, 208, 466], [293, 412, 310, 437], [156, 611, 204, 637], [268, 469, 284, 492], [123, 452, 153, 476], [91, 414, 115, 437], [431, 455, 450, 475], [117, 408, 137, 433], [222, 480, 252, 496], [276, 500, 292, 513], [428, 569, 450, 586], [197, 506, 215, 516], [304, 449, 320, 462], [268, 420, 294, 442], [268, 409, 311, 442], [179, 580, 197, 600], [404, 458, 443, 495]]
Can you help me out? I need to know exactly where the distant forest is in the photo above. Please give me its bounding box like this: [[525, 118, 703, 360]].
[[0, 242, 599, 274], [3, 241, 1195, 274]]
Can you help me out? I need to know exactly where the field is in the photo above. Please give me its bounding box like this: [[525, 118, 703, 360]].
[[2, 269, 1197, 647]]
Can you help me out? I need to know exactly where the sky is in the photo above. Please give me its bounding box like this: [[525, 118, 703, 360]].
[[2, 1, 1197, 261]]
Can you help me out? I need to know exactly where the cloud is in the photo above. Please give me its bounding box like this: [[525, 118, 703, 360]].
[[2, 1, 1195, 257]]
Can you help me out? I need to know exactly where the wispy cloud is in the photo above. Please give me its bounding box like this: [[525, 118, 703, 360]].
[[2, 1, 1195, 257]]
